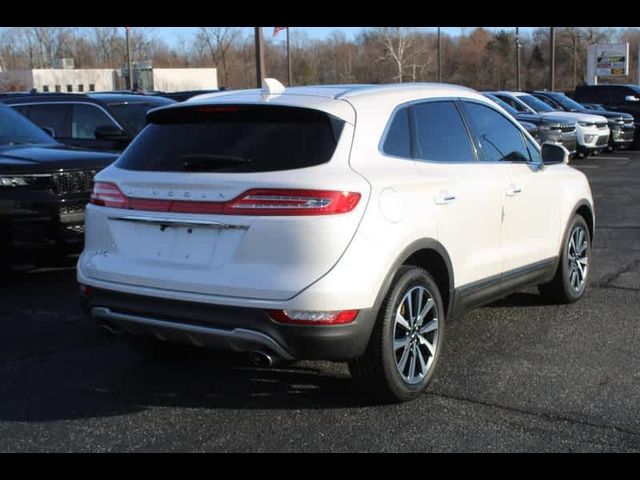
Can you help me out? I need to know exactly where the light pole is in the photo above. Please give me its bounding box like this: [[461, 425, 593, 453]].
[[255, 27, 265, 88], [515, 27, 521, 90], [125, 27, 133, 90], [437, 27, 442, 83], [549, 27, 555, 91], [286, 28, 292, 86]]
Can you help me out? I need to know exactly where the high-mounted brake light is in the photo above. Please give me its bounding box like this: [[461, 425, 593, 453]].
[[267, 309, 359, 325], [90, 183, 361, 216]]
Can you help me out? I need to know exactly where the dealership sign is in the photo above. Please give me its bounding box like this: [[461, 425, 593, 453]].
[[595, 43, 629, 76]]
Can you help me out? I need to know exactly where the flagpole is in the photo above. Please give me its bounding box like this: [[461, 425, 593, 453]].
[[286, 28, 292, 86]]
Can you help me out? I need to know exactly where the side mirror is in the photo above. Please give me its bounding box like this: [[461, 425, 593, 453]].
[[95, 125, 128, 141], [41, 126, 56, 137], [541, 143, 569, 165], [624, 95, 639, 102]]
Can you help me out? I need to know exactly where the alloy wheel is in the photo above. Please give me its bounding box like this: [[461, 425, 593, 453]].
[[567, 225, 589, 292], [393, 286, 439, 385]]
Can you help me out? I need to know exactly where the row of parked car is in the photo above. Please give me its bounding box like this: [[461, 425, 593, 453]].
[[482, 89, 638, 158], [0, 78, 628, 401]]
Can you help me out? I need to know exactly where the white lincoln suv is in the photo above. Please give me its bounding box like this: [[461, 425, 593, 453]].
[[78, 80, 594, 402]]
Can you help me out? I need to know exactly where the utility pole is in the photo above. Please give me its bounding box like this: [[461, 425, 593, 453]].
[[549, 27, 555, 91], [573, 35, 578, 89], [515, 27, 521, 90], [286, 28, 292, 86], [437, 27, 442, 83], [255, 27, 265, 88], [125, 27, 133, 90]]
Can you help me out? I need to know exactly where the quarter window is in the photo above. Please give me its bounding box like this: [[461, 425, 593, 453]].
[[525, 137, 542, 164], [461, 101, 531, 163], [72, 104, 116, 139], [411, 101, 476, 163], [382, 108, 411, 158]]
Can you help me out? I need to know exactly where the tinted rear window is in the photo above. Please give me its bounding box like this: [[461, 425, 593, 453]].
[[116, 105, 345, 173]]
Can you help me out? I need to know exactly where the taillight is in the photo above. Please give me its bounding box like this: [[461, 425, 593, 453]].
[[79, 284, 92, 297], [267, 309, 359, 325], [90, 182, 129, 208], [90, 184, 361, 216], [226, 189, 361, 215]]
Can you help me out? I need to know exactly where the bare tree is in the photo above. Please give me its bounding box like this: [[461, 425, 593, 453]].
[[374, 27, 416, 82], [196, 27, 240, 87]]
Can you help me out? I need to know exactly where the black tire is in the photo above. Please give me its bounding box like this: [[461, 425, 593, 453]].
[[349, 266, 445, 403], [538, 215, 591, 304], [575, 147, 588, 159], [126, 335, 194, 362]]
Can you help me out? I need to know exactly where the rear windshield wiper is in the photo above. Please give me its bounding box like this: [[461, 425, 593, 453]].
[[179, 154, 252, 171]]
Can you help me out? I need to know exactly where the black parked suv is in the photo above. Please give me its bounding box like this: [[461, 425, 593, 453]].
[[0, 105, 117, 270], [572, 84, 640, 147], [1, 93, 175, 152], [530, 90, 635, 151], [148, 89, 222, 102]]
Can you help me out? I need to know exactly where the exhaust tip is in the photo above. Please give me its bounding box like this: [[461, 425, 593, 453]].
[[249, 351, 275, 368]]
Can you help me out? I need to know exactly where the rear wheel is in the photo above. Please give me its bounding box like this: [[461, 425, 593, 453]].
[[349, 266, 444, 403], [538, 215, 591, 303]]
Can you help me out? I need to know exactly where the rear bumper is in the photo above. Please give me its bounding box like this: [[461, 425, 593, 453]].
[[85, 288, 378, 361]]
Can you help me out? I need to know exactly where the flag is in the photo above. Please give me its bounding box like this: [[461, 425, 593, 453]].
[[273, 27, 287, 37]]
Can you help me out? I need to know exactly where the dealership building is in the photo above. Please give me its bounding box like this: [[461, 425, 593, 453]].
[[0, 61, 218, 93]]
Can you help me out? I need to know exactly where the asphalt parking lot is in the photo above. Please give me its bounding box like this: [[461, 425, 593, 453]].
[[1, 150, 640, 452]]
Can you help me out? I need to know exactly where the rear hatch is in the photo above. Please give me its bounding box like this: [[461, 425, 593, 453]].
[[81, 101, 369, 301]]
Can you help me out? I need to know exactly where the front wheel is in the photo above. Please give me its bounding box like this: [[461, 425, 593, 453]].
[[539, 215, 591, 303], [349, 266, 445, 403]]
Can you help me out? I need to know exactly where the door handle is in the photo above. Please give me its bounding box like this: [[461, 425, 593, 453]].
[[505, 186, 522, 197], [434, 193, 456, 205]]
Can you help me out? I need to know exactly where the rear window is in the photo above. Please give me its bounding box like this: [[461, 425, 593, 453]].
[[107, 101, 172, 135], [116, 105, 345, 173]]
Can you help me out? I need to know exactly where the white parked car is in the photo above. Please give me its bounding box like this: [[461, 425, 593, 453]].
[[78, 80, 594, 402], [491, 91, 610, 157]]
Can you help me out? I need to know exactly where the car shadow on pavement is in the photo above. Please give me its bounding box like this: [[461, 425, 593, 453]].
[[0, 338, 391, 423], [486, 291, 548, 308]]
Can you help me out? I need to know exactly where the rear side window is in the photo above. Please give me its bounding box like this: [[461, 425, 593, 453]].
[[117, 105, 345, 173], [382, 108, 411, 158], [411, 101, 476, 163], [461, 101, 531, 163]]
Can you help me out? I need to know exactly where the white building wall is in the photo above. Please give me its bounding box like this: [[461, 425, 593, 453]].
[[151, 68, 218, 92], [0, 70, 34, 90], [31, 69, 115, 93]]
